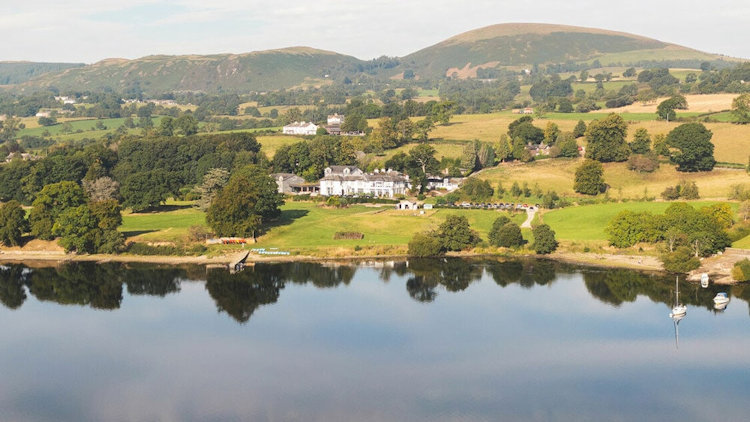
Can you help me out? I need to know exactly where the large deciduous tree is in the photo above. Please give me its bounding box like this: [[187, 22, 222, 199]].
[[666, 123, 715, 172], [730, 93, 750, 124], [0, 200, 29, 246], [437, 215, 480, 251], [206, 166, 284, 239], [29, 181, 86, 240], [574, 159, 605, 195], [585, 113, 629, 162], [532, 224, 558, 254]]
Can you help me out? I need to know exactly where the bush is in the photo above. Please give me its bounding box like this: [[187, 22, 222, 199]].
[[492, 222, 524, 248], [532, 224, 558, 254], [731, 258, 750, 281], [126, 242, 207, 256], [188, 225, 213, 242], [574, 159, 605, 195], [334, 232, 364, 240], [661, 246, 700, 273], [408, 231, 444, 257], [627, 154, 659, 173], [661, 181, 700, 200]]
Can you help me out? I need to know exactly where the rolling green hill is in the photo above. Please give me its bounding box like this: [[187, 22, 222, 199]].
[[20, 47, 366, 95], [11, 23, 746, 93], [0, 62, 84, 85], [397, 23, 735, 79]]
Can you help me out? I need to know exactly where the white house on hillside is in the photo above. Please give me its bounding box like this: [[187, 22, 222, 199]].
[[327, 114, 344, 126], [320, 166, 409, 197], [283, 121, 318, 135]]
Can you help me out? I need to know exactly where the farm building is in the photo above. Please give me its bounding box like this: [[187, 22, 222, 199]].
[[283, 121, 318, 135]]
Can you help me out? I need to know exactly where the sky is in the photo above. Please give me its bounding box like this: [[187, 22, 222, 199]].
[[2, 0, 749, 63]]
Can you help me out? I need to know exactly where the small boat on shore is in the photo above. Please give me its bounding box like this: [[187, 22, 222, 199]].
[[701, 273, 709, 288]]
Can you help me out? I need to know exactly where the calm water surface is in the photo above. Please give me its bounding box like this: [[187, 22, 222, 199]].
[[1, 259, 749, 422]]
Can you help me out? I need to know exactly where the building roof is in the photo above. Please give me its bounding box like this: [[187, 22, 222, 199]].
[[283, 121, 317, 128]]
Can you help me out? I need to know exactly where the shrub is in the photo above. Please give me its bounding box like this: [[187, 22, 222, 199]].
[[731, 258, 750, 281], [627, 154, 659, 173], [408, 231, 444, 257], [661, 246, 701, 273], [334, 232, 364, 240], [574, 159, 605, 195], [492, 222, 524, 248], [532, 224, 558, 254]]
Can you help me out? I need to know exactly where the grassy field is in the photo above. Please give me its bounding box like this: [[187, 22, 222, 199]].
[[119, 200, 526, 249], [542, 201, 736, 242], [365, 139, 468, 165], [255, 202, 525, 249], [17, 116, 165, 143], [476, 158, 750, 200], [427, 111, 750, 164], [734, 235, 750, 249], [256, 135, 303, 158], [120, 204, 205, 242]]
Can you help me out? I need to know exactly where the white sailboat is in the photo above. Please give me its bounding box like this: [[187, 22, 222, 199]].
[[669, 276, 687, 319]]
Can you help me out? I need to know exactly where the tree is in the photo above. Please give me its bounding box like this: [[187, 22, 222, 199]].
[[29, 181, 86, 240], [573, 120, 587, 138], [0, 201, 28, 246], [574, 159, 605, 195], [532, 224, 558, 254], [437, 215, 479, 251], [656, 95, 688, 121], [196, 168, 230, 210], [120, 170, 180, 212], [730, 93, 750, 124], [490, 221, 523, 248], [206, 166, 284, 238], [431, 101, 456, 125], [487, 215, 511, 245], [460, 178, 494, 201], [407, 143, 439, 193], [739, 200, 750, 222], [630, 128, 651, 154], [652, 133, 670, 156], [543, 122, 560, 144], [82, 176, 119, 202], [0, 116, 20, 143], [666, 123, 715, 172], [661, 246, 700, 273], [623, 67, 637, 77], [37, 116, 57, 126], [53, 200, 124, 253], [414, 117, 434, 142], [606, 210, 659, 248], [476, 142, 495, 168], [556, 132, 579, 158], [408, 231, 444, 257], [585, 113, 629, 162], [701, 203, 733, 229], [158, 117, 174, 136], [460, 142, 478, 171], [496, 135, 512, 162]]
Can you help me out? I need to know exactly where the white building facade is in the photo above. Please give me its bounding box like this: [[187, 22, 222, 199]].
[[282, 121, 319, 135], [319, 166, 409, 198]]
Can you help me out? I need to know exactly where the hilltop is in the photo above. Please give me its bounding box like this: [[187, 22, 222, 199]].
[[17, 47, 366, 95], [398, 23, 735, 79], [0, 61, 84, 85], [8, 23, 746, 93]]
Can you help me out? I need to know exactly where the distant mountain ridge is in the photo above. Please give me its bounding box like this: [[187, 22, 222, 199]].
[[0, 62, 84, 85], [9, 23, 745, 94]]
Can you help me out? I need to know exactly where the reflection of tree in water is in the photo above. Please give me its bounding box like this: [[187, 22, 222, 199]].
[[404, 259, 483, 302], [582, 269, 742, 311], [275, 262, 356, 288], [27, 263, 124, 309], [205, 266, 285, 323], [124, 265, 184, 297], [0, 262, 187, 311], [0, 265, 29, 309], [484, 259, 561, 288]]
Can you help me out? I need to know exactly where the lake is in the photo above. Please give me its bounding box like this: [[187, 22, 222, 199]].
[[1, 259, 749, 422]]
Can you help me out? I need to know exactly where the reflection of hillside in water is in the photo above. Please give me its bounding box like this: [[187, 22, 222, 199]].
[[1, 259, 748, 323]]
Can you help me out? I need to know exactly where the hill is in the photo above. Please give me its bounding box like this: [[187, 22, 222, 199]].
[[0, 62, 84, 85], [20, 47, 366, 95], [398, 23, 736, 79]]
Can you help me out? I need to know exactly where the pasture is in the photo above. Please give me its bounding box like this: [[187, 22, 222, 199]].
[[542, 201, 737, 242], [476, 158, 750, 200]]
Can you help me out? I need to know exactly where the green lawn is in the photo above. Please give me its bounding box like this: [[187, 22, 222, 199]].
[[733, 235, 750, 249], [255, 202, 525, 249], [543, 201, 737, 241], [18, 116, 165, 143], [120, 204, 206, 242]]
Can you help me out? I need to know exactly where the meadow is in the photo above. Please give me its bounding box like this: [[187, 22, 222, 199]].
[[476, 158, 750, 200], [120, 200, 526, 251], [540, 201, 734, 242]]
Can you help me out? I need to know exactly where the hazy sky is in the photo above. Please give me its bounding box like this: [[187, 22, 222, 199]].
[[2, 0, 749, 63]]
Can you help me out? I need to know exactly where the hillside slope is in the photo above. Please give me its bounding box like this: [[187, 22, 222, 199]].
[[399, 23, 733, 79], [21, 47, 365, 94], [0, 62, 84, 85]]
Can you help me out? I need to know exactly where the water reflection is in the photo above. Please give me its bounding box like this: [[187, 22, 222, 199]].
[[1, 259, 748, 321]]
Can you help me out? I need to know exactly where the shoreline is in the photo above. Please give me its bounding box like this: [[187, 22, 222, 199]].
[[0, 249, 743, 284]]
